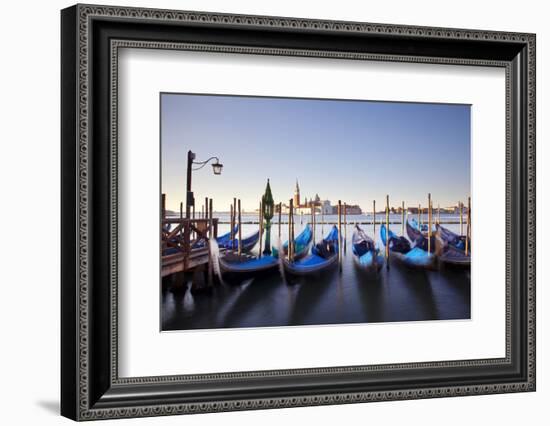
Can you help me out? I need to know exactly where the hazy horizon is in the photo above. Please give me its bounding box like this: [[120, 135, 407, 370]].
[[161, 93, 471, 212]]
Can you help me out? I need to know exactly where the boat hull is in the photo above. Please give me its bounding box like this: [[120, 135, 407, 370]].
[[352, 252, 384, 274], [219, 230, 260, 253], [352, 225, 384, 273], [438, 246, 471, 268], [389, 249, 437, 270], [283, 253, 338, 276], [218, 254, 279, 281], [282, 226, 339, 277], [381, 224, 436, 270]]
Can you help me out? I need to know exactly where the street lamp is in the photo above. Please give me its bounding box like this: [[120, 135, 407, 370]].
[[211, 160, 223, 175], [185, 150, 223, 219]]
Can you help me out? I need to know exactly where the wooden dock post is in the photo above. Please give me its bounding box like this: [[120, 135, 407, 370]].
[[208, 198, 213, 285], [238, 199, 242, 256], [288, 199, 294, 260], [230, 204, 234, 245], [258, 200, 263, 258], [418, 203, 422, 228], [401, 201, 405, 236], [338, 200, 342, 271], [278, 202, 282, 240], [465, 197, 471, 256], [428, 193, 432, 254], [205, 197, 209, 228], [179, 202, 184, 240], [386, 195, 390, 270], [437, 203, 441, 225], [343, 202, 347, 254], [209, 199, 213, 238], [313, 204, 316, 242], [292, 201, 295, 259], [321, 205, 324, 234], [233, 197, 237, 236], [161, 193, 166, 221], [373, 200, 376, 235], [192, 203, 195, 240], [459, 201, 464, 236], [310, 204, 315, 244]]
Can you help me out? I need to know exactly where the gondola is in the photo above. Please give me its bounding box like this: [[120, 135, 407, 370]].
[[218, 229, 260, 253], [436, 223, 468, 251], [218, 225, 313, 279], [163, 226, 241, 256], [282, 226, 339, 276], [435, 225, 471, 267], [405, 219, 435, 253], [191, 225, 239, 249], [214, 225, 239, 246], [380, 223, 436, 269], [272, 224, 313, 259], [218, 253, 280, 279], [351, 225, 384, 273], [409, 217, 431, 233]]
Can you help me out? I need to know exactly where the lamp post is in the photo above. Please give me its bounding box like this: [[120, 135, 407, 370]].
[[185, 150, 223, 219], [262, 179, 274, 255]]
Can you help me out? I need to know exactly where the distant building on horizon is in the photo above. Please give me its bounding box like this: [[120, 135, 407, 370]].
[[288, 180, 362, 215]]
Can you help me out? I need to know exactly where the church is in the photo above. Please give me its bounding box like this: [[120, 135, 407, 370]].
[[291, 180, 333, 215], [293, 180, 320, 210]]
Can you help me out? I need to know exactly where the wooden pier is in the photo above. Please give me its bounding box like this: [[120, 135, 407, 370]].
[[161, 216, 223, 277]]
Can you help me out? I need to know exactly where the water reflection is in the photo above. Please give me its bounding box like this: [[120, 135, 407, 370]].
[[162, 221, 470, 331]]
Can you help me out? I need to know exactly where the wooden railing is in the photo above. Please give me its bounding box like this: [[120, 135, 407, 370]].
[[161, 217, 218, 273]]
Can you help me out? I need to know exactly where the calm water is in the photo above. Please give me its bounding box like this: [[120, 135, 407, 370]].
[[161, 215, 470, 331]]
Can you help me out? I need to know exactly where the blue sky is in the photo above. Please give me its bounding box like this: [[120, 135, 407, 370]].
[[161, 93, 470, 212]]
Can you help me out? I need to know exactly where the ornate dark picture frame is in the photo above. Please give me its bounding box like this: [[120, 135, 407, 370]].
[[61, 4, 536, 421]]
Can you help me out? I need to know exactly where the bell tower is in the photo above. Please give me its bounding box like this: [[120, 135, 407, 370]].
[[294, 179, 300, 207]]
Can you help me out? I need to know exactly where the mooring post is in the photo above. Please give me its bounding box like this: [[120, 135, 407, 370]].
[[338, 200, 342, 271], [460, 201, 463, 236], [386, 195, 390, 270], [192, 203, 196, 240], [418, 203, 422, 228], [373, 200, 376, 235], [288, 199, 294, 261], [401, 201, 405, 236], [437, 203, 441, 225], [230, 204, 234, 245], [205, 197, 209, 239], [428, 192, 432, 254], [209, 198, 214, 237], [465, 197, 471, 256], [238, 199, 242, 256], [311, 204, 315, 245], [208, 198, 214, 285], [278, 202, 282, 240], [344, 202, 348, 252], [233, 197, 237, 239], [258, 200, 263, 258], [179, 201, 184, 241], [312, 204, 316, 243], [292, 201, 295, 259]]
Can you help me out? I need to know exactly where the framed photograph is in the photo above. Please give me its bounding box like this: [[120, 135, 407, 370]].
[[61, 4, 536, 421]]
